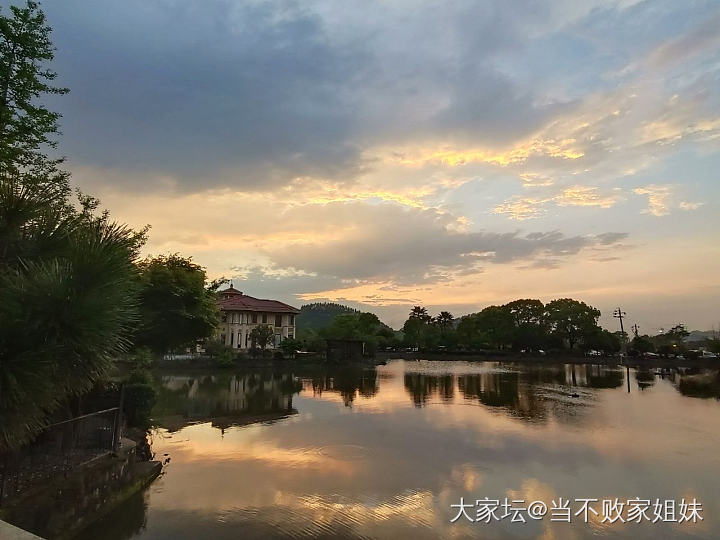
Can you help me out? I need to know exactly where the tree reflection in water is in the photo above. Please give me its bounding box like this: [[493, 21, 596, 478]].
[[403, 364, 625, 422]]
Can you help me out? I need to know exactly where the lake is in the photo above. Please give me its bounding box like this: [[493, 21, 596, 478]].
[[77, 360, 720, 539]]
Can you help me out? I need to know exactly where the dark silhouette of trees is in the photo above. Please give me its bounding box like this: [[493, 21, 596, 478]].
[[0, 1, 69, 202], [403, 298, 610, 353], [545, 298, 601, 349], [0, 2, 144, 451], [135, 254, 221, 354]]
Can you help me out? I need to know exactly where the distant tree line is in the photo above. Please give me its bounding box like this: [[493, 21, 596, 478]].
[[296, 302, 360, 331], [297, 311, 400, 355], [401, 299, 621, 354]]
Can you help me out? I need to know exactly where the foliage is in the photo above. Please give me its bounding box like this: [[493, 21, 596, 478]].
[[320, 311, 396, 354], [651, 324, 690, 356], [135, 254, 220, 354], [123, 375, 157, 428], [204, 338, 236, 367], [297, 328, 326, 352], [545, 298, 601, 349], [583, 329, 622, 355], [296, 302, 358, 330], [629, 335, 655, 355], [279, 337, 303, 359], [0, 1, 70, 203], [678, 372, 720, 399], [0, 3, 146, 450], [407, 298, 603, 353], [0, 182, 142, 450], [249, 324, 275, 350]]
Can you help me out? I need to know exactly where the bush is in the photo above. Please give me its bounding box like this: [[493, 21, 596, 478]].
[[214, 351, 236, 368], [123, 382, 156, 428]]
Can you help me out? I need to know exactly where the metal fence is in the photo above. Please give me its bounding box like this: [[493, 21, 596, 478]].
[[0, 406, 122, 505]]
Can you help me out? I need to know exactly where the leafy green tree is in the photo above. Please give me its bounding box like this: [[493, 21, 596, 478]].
[[403, 316, 427, 348], [249, 324, 274, 350], [505, 299, 546, 350], [320, 311, 395, 354], [297, 328, 326, 352], [296, 302, 358, 330], [279, 337, 303, 358], [135, 254, 220, 354], [545, 298, 601, 349], [583, 329, 622, 355], [0, 1, 69, 201], [629, 334, 655, 355]]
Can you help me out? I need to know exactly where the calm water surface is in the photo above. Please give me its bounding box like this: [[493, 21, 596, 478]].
[[80, 360, 720, 539]]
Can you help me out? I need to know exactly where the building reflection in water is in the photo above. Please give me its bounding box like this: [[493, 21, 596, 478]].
[[154, 372, 303, 432]]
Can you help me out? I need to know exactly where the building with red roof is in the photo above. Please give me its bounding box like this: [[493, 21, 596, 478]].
[[217, 285, 300, 349]]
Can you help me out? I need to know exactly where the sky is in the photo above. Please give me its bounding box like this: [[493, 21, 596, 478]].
[[20, 0, 720, 330]]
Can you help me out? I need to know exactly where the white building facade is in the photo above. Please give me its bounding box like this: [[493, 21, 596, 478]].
[[217, 286, 300, 349]]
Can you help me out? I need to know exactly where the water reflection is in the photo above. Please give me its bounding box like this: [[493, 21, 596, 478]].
[[154, 371, 303, 431], [81, 361, 720, 540], [306, 367, 378, 406]]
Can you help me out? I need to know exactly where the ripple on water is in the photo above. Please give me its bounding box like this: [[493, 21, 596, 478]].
[[313, 444, 368, 461]]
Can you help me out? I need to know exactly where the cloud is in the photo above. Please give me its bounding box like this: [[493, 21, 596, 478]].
[[679, 201, 704, 211], [260, 202, 628, 284], [494, 186, 623, 220], [633, 184, 673, 216]]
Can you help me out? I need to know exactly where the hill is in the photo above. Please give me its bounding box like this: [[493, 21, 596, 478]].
[[296, 302, 359, 330]]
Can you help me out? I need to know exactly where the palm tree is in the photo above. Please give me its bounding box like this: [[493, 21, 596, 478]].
[[435, 311, 454, 332], [409, 306, 431, 322], [0, 181, 141, 451]]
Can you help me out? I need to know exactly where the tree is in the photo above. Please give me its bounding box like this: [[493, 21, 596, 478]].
[[583, 329, 622, 355], [136, 254, 220, 354], [0, 3, 145, 451], [0, 182, 142, 450], [409, 305, 431, 322], [629, 334, 655, 355], [652, 324, 690, 357], [475, 305, 514, 349], [249, 324, 275, 350], [0, 1, 70, 201], [279, 338, 303, 359], [545, 298, 601, 349], [505, 299, 546, 350], [320, 311, 395, 354], [435, 311, 454, 331]]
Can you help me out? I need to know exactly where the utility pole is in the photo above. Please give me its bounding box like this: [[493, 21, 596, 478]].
[[613, 307, 627, 361]]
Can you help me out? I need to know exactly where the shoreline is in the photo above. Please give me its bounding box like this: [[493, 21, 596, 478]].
[[149, 353, 719, 371]]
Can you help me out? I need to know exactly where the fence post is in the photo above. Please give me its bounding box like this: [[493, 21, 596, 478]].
[[0, 453, 6, 507], [112, 383, 125, 453]]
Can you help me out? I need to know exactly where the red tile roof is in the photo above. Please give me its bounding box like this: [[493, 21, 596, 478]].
[[218, 287, 300, 313]]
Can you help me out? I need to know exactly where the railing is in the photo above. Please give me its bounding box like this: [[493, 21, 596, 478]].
[[0, 406, 122, 505]]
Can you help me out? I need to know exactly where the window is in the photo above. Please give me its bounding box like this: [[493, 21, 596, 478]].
[[262, 313, 267, 324], [290, 314, 295, 326], [275, 314, 283, 327], [252, 313, 258, 324], [230, 332, 234, 345], [237, 332, 242, 348]]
